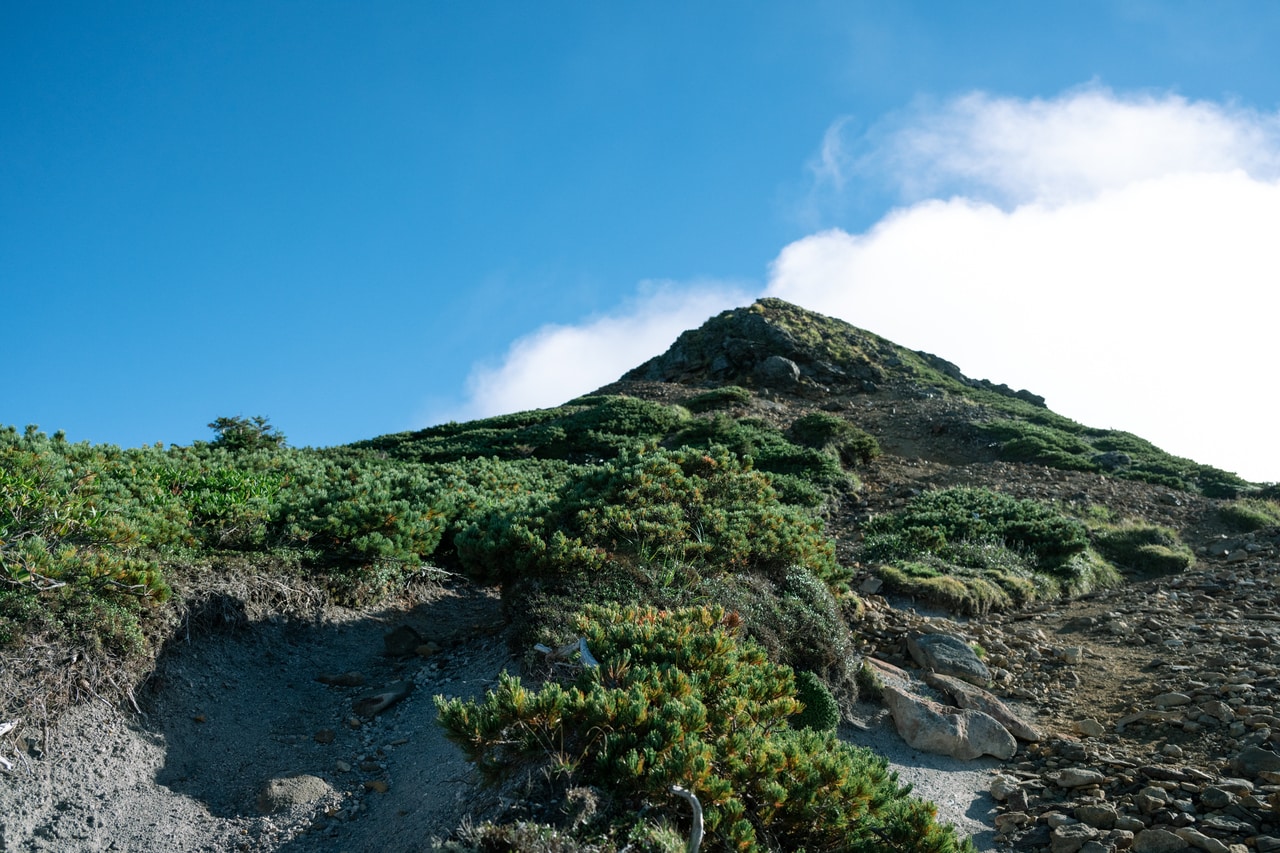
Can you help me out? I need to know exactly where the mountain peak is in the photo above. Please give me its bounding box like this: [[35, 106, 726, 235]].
[[626, 297, 1045, 407]]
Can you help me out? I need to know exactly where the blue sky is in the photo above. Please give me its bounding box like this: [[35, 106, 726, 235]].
[[4, 3, 1279, 481]]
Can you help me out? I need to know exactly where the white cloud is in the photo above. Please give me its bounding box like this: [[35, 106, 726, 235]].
[[435, 281, 752, 423], [772, 87, 1280, 482], [833, 86, 1280, 207]]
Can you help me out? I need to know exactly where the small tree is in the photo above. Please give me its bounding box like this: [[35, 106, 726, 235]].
[[208, 415, 287, 452]]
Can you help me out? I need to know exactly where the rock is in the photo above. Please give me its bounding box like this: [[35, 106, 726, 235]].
[[1075, 803, 1118, 830], [383, 625, 425, 657], [907, 633, 991, 686], [1229, 745, 1280, 777], [1074, 718, 1107, 738], [756, 355, 801, 387], [1052, 823, 1100, 853], [1199, 787, 1235, 809], [1133, 829, 1190, 853], [1154, 692, 1193, 708], [882, 684, 1017, 760], [1093, 451, 1133, 470], [924, 671, 1042, 741], [1173, 828, 1232, 853], [313, 728, 336, 744], [353, 681, 415, 717], [257, 774, 333, 814], [991, 774, 1022, 801], [1057, 768, 1107, 788]]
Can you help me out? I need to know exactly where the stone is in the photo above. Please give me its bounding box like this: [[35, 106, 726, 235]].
[[1057, 768, 1107, 788], [924, 671, 1042, 741], [907, 633, 991, 686], [383, 625, 425, 657], [881, 684, 1017, 760], [1074, 718, 1107, 738], [1229, 745, 1280, 777], [353, 681, 415, 717], [1173, 828, 1231, 853], [1075, 803, 1118, 829], [1132, 829, 1190, 853], [756, 355, 801, 387], [257, 774, 333, 814], [1199, 787, 1235, 809], [1154, 692, 1193, 708], [1052, 824, 1100, 853]]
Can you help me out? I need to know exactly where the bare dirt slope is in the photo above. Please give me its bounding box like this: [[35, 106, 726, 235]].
[[0, 581, 516, 852]]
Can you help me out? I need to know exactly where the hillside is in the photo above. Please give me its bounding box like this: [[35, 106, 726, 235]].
[[2, 298, 1278, 852]]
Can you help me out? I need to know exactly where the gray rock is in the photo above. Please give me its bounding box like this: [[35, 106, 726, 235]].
[[353, 681, 415, 717], [1173, 828, 1232, 853], [257, 774, 333, 814], [1229, 745, 1280, 777], [882, 684, 1017, 760], [1093, 451, 1133, 470], [1199, 787, 1235, 809], [925, 671, 1041, 741], [907, 633, 991, 686], [1132, 829, 1190, 853], [1075, 803, 1119, 829], [756, 355, 801, 387], [1057, 768, 1107, 788], [1052, 823, 1101, 853]]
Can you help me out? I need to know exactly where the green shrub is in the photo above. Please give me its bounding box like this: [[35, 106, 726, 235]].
[[864, 487, 1088, 573], [207, 415, 287, 452], [671, 415, 854, 506], [0, 427, 175, 659], [685, 386, 752, 413], [1094, 523, 1195, 574], [791, 669, 840, 732], [274, 458, 452, 599], [437, 604, 974, 853], [863, 488, 1113, 612], [1219, 499, 1280, 533], [788, 412, 881, 466]]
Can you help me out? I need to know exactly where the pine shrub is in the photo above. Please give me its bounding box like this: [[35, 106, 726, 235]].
[[437, 604, 974, 853]]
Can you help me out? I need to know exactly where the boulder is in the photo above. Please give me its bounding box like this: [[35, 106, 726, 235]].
[[756, 355, 801, 388], [882, 684, 1016, 760], [907, 633, 991, 686], [924, 671, 1042, 741]]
